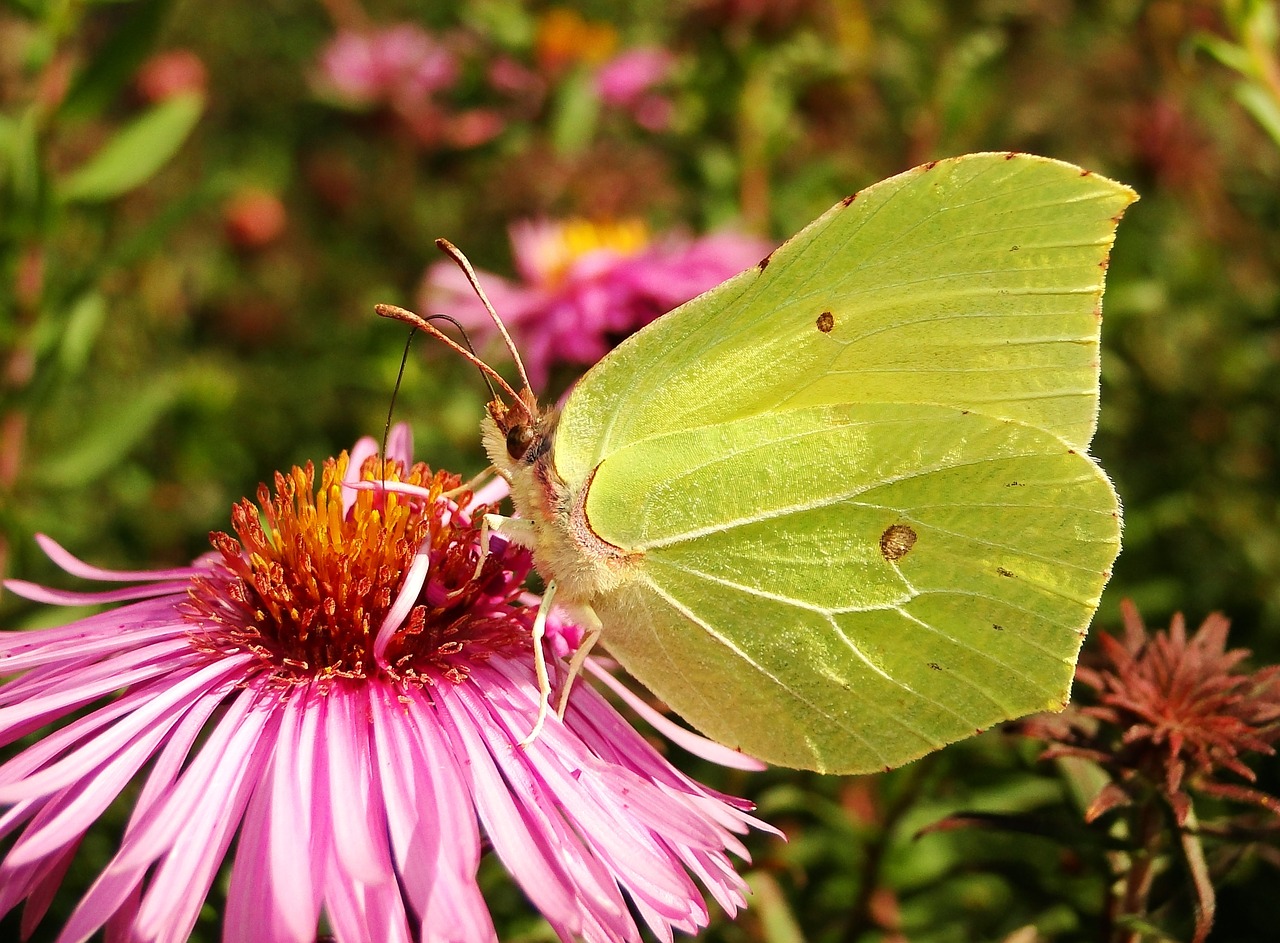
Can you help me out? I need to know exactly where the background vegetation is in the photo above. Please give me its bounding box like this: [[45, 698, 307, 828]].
[[2, 0, 1279, 940]]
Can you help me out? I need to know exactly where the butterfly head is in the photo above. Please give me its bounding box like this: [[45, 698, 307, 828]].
[[482, 387, 558, 481]]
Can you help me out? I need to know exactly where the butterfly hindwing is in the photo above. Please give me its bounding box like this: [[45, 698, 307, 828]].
[[585, 403, 1118, 772]]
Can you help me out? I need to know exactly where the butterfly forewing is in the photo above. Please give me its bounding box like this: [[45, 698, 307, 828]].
[[555, 153, 1136, 487]]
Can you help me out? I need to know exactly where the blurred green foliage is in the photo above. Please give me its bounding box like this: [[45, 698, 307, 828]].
[[2, 0, 1280, 940]]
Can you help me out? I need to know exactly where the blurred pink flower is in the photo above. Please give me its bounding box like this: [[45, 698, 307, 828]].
[[134, 49, 208, 103], [595, 47, 676, 131], [319, 24, 459, 109], [422, 219, 772, 387], [0, 426, 769, 942]]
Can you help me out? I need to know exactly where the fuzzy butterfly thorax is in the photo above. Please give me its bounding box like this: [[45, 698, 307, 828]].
[[482, 394, 641, 606]]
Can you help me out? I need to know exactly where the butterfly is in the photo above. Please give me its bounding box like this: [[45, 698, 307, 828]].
[[381, 152, 1136, 774]]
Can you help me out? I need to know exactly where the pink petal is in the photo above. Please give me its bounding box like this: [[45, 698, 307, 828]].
[[225, 686, 323, 943], [131, 688, 278, 943], [324, 684, 394, 885], [396, 688, 496, 941], [55, 687, 230, 943], [585, 660, 765, 770], [30, 534, 207, 583], [0, 619, 187, 676], [0, 655, 250, 802]]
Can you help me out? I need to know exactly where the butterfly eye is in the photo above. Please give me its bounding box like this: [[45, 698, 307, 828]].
[[506, 424, 535, 461]]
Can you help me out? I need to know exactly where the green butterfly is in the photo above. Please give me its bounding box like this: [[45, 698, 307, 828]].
[[385, 152, 1136, 774]]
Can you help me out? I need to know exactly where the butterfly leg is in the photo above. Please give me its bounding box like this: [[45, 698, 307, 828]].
[[474, 512, 537, 580], [555, 605, 602, 718], [519, 578, 558, 747]]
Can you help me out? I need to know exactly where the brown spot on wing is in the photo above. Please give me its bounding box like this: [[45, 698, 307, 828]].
[[879, 523, 917, 562], [816, 311, 834, 333], [841, 193, 857, 206], [757, 251, 773, 271]]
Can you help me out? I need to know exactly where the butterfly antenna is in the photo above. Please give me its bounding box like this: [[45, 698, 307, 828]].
[[380, 328, 417, 488], [425, 313, 500, 402], [434, 238, 533, 395], [375, 303, 523, 407]]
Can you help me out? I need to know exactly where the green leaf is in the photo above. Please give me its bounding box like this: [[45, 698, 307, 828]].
[[1192, 33, 1252, 75], [34, 376, 181, 488], [550, 69, 600, 156], [744, 872, 807, 943], [59, 0, 176, 122], [58, 92, 203, 204], [5, 107, 44, 222], [1235, 81, 1280, 149], [57, 292, 108, 376]]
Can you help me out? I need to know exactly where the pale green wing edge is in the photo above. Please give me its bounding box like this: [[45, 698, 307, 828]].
[[555, 152, 1138, 490]]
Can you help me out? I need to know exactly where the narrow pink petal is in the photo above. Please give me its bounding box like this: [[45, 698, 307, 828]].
[[0, 619, 187, 676], [0, 810, 73, 917], [468, 475, 510, 507], [0, 655, 251, 802], [342, 479, 435, 501], [322, 846, 413, 943], [30, 534, 208, 582], [585, 660, 765, 771], [54, 686, 230, 943], [2, 581, 193, 606], [395, 688, 496, 942], [682, 850, 748, 917], [6, 716, 188, 867], [0, 643, 206, 748], [478, 663, 708, 913], [324, 684, 393, 885], [435, 680, 632, 939], [132, 689, 279, 943], [0, 637, 198, 728], [116, 684, 265, 871], [385, 423, 413, 465], [374, 544, 430, 665], [0, 796, 42, 845], [102, 884, 140, 943], [225, 758, 300, 943], [225, 683, 322, 943], [367, 687, 439, 911], [345, 437, 380, 483], [0, 598, 187, 656], [19, 837, 79, 939], [267, 685, 323, 938]]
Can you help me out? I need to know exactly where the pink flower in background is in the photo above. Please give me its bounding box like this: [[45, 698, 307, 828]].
[[0, 427, 769, 942], [134, 49, 208, 103], [317, 25, 506, 149], [422, 219, 772, 387], [319, 24, 459, 109], [595, 47, 676, 131]]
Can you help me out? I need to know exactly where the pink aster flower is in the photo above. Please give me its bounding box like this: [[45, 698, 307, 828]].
[[0, 426, 770, 942], [421, 219, 772, 387], [319, 24, 459, 109], [594, 47, 676, 131]]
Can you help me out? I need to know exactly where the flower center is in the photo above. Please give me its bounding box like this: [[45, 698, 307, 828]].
[[531, 218, 650, 285], [182, 453, 532, 684]]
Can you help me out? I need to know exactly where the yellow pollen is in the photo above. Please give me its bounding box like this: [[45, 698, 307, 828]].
[[534, 218, 651, 286]]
